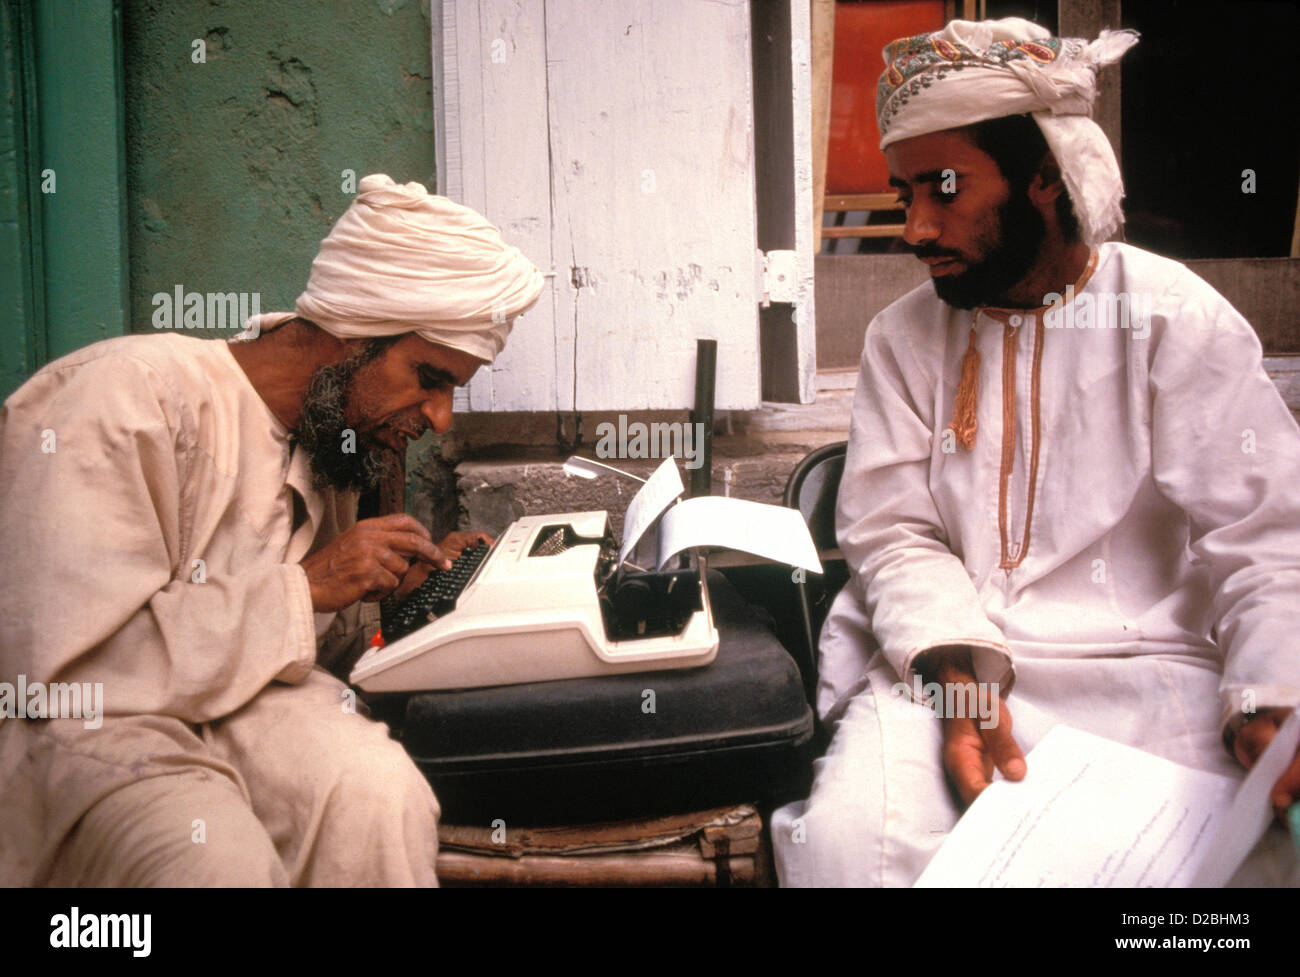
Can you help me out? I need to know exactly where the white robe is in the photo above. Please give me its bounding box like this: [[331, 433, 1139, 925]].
[[0, 334, 438, 886], [772, 243, 1300, 887]]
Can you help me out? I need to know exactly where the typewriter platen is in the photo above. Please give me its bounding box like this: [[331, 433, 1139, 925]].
[[348, 510, 718, 693]]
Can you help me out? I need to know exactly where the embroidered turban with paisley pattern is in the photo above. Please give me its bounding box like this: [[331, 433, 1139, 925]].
[[876, 18, 1139, 246]]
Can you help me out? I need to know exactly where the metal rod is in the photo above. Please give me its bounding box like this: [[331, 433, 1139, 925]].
[[691, 339, 716, 499]]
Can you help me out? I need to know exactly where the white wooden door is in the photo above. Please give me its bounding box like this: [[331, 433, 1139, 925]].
[[437, 0, 811, 411]]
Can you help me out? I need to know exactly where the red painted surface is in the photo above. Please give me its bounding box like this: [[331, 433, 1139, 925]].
[[827, 1, 946, 194]]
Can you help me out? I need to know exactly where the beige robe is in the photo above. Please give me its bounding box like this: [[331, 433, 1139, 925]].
[[0, 334, 438, 886]]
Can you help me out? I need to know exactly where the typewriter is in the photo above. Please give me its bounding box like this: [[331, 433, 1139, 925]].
[[349, 509, 719, 693]]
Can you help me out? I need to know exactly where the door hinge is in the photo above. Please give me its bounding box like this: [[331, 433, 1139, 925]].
[[757, 249, 797, 307]]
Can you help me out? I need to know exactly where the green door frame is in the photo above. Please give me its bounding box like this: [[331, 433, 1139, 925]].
[[1, 0, 128, 400]]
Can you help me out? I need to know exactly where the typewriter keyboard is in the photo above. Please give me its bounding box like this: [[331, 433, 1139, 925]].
[[380, 542, 490, 643]]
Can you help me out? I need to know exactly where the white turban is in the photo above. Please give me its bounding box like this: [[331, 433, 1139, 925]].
[[876, 18, 1139, 246], [243, 174, 545, 363]]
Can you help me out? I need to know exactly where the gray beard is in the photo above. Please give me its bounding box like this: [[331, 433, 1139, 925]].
[[294, 354, 395, 494]]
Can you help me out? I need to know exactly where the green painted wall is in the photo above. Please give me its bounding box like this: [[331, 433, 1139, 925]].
[[1, 3, 34, 397], [2, 0, 130, 400], [122, 0, 436, 332], [35, 0, 130, 358]]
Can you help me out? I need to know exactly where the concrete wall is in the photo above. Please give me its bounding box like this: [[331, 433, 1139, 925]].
[[122, 0, 436, 330]]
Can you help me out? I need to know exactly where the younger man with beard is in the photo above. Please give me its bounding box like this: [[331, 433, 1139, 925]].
[[772, 19, 1300, 886], [0, 175, 544, 886]]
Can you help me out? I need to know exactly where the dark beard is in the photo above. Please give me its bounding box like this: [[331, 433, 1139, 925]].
[[295, 352, 394, 494], [927, 189, 1046, 310]]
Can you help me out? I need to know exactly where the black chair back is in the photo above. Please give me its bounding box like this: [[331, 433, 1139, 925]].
[[782, 442, 849, 704]]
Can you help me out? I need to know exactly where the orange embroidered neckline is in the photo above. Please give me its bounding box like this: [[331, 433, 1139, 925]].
[[945, 250, 1100, 450]]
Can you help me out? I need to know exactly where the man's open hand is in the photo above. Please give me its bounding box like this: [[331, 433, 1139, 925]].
[[301, 514, 451, 613], [1233, 707, 1300, 819], [917, 646, 1027, 807]]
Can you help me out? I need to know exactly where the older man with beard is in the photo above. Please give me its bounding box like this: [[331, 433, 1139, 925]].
[[771, 19, 1300, 886], [0, 175, 543, 886]]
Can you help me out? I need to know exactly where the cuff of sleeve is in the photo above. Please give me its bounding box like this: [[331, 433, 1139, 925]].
[[1219, 685, 1300, 752], [898, 638, 1015, 702], [274, 563, 319, 685]]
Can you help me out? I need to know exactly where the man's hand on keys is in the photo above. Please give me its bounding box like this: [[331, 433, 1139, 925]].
[[301, 514, 451, 613], [388, 530, 496, 602]]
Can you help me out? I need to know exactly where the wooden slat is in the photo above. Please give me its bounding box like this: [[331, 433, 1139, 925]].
[[824, 193, 903, 212], [811, 0, 835, 249], [821, 224, 905, 239]]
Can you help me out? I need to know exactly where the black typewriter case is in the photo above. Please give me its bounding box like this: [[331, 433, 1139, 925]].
[[366, 570, 815, 825]]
